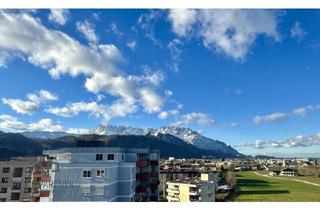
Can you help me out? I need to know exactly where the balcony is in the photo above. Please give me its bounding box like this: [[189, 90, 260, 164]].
[[136, 160, 149, 167], [166, 196, 180, 202], [150, 160, 159, 166], [136, 172, 149, 180], [135, 186, 148, 193], [149, 172, 158, 178], [189, 191, 200, 196], [167, 188, 179, 194]]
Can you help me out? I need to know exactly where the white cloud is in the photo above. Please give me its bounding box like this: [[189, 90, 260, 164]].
[[167, 39, 183, 72], [137, 10, 164, 47], [0, 114, 63, 132], [109, 22, 123, 36], [66, 127, 89, 134], [48, 9, 70, 26], [292, 105, 320, 117], [76, 20, 99, 43], [158, 109, 180, 120], [168, 9, 281, 61], [139, 88, 163, 113], [172, 112, 215, 126], [168, 9, 197, 37], [0, 11, 166, 122], [254, 112, 287, 124], [236, 133, 320, 149], [290, 22, 307, 42], [2, 90, 58, 115], [46, 99, 137, 122], [127, 40, 137, 51]]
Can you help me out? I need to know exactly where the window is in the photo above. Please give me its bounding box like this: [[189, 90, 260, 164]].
[[1, 177, 8, 183], [95, 186, 104, 195], [107, 154, 114, 160], [24, 188, 31, 193], [12, 182, 21, 190], [10, 192, 20, 201], [83, 170, 91, 178], [26, 167, 33, 173], [81, 186, 90, 195], [96, 154, 103, 160], [96, 170, 105, 178], [122, 154, 124, 160], [0, 188, 7, 193], [2, 167, 10, 173], [13, 167, 23, 177], [25, 177, 31, 183], [0, 198, 6, 202]]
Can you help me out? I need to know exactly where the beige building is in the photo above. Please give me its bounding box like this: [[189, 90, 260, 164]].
[[166, 173, 216, 202]]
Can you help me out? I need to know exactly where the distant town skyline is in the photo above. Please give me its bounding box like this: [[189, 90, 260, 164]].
[[0, 9, 320, 157]]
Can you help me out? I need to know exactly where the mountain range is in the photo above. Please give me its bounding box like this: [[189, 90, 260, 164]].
[[0, 125, 244, 159]]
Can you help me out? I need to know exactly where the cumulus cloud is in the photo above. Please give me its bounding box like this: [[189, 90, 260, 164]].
[[66, 127, 89, 134], [236, 133, 320, 149], [0, 114, 63, 132], [292, 105, 320, 117], [48, 9, 70, 26], [168, 9, 281, 61], [172, 112, 215, 126], [0, 10, 166, 122], [167, 9, 197, 37], [76, 19, 99, 43], [2, 90, 58, 115], [290, 22, 307, 42], [254, 112, 287, 124], [46, 99, 137, 122]]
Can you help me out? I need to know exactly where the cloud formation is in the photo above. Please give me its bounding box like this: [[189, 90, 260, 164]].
[[48, 9, 70, 26], [254, 112, 287, 124], [290, 22, 307, 42], [76, 19, 99, 43], [237, 133, 320, 149], [172, 112, 215, 126], [168, 9, 282, 61], [2, 90, 58, 115], [0, 114, 63, 132], [0, 10, 167, 122]]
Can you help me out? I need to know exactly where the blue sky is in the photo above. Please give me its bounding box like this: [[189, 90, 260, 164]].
[[0, 9, 320, 157]]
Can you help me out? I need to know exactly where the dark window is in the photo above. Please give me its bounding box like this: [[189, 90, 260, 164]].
[[107, 154, 114, 160], [0, 198, 6, 202], [96, 154, 103, 160], [122, 154, 124, 160], [13, 168, 23, 177], [1, 177, 8, 183], [24, 188, 31, 193], [0, 188, 7, 193], [10, 192, 20, 201], [25, 177, 31, 183], [2, 167, 10, 173], [12, 182, 21, 190], [83, 170, 91, 178]]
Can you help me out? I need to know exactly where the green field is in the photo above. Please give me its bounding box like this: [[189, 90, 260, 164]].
[[230, 171, 320, 201]]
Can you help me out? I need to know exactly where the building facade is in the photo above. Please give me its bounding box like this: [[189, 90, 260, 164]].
[[41, 147, 160, 202], [166, 173, 216, 202], [0, 157, 49, 202]]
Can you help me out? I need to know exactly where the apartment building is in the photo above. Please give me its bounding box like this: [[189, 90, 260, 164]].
[[0, 157, 48, 202], [166, 173, 216, 202], [41, 146, 160, 202]]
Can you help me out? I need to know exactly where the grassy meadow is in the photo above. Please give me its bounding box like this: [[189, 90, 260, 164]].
[[230, 171, 320, 202]]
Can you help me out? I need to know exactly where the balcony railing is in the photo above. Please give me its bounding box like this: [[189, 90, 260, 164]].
[[150, 160, 159, 166], [149, 172, 158, 178], [135, 186, 148, 193], [136, 172, 149, 180], [136, 160, 149, 167]]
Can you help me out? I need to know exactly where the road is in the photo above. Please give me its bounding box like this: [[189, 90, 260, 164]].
[[253, 171, 320, 187]]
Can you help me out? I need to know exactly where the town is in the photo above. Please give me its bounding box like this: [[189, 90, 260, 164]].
[[0, 141, 319, 202]]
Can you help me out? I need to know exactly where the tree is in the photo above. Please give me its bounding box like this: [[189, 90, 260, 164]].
[[225, 171, 236, 187]]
